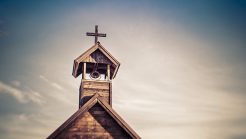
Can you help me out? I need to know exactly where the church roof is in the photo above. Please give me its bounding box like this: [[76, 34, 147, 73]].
[[47, 93, 141, 139], [72, 42, 120, 79]]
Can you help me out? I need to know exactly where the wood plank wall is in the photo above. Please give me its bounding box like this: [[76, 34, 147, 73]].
[[80, 81, 112, 107]]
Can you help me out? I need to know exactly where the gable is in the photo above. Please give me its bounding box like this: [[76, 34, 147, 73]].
[[83, 49, 113, 65], [47, 94, 141, 139], [55, 103, 132, 139], [72, 43, 120, 79]]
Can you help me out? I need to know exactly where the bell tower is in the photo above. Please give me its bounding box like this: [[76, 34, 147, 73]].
[[72, 25, 120, 108], [47, 25, 141, 139]]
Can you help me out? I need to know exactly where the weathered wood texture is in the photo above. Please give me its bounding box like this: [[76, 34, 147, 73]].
[[107, 64, 110, 80], [80, 80, 112, 107], [84, 49, 113, 65], [47, 94, 141, 139], [83, 63, 86, 80], [54, 103, 132, 139]]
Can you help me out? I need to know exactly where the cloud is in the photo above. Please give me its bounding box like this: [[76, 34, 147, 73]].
[[0, 1, 245, 139], [0, 113, 53, 139], [25, 89, 45, 105], [39, 75, 63, 90], [39, 75, 76, 106], [0, 81, 45, 105], [0, 81, 25, 102], [10, 80, 21, 87]]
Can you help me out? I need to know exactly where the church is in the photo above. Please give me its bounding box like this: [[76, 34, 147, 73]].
[[47, 26, 141, 139]]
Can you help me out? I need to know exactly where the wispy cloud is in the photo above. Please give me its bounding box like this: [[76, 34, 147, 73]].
[[0, 81, 24, 102], [10, 80, 21, 87], [0, 81, 45, 105], [39, 75, 76, 106], [0, 1, 246, 139], [25, 89, 45, 105], [39, 75, 63, 90], [1, 113, 53, 139]]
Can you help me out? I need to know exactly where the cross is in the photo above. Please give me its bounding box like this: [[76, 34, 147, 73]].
[[86, 25, 106, 44]]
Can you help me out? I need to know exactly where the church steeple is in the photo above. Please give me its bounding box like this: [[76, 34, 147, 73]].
[[47, 25, 141, 139], [72, 26, 120, 108]]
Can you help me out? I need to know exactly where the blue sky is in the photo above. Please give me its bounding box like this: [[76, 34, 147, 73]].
[[0, 0, 246, 139]]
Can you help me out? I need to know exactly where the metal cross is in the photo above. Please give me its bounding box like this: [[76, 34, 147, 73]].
[[86, 25, 106, 44]]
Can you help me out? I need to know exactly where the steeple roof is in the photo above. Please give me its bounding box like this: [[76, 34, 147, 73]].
[[72, 42, 120, 79]]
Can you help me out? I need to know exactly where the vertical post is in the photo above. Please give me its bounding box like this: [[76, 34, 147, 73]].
[[83, 63, 86, 80], [79, 84, 82, 109], [107, 64, 110, 80], [109, 82, 112, 106]]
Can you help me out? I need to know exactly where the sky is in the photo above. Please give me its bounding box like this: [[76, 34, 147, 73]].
[[0, 0, 246, 139]]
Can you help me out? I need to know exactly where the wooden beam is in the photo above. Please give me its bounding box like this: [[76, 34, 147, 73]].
[[109, 82, 112, 106], [107, 65, 110, 80], [83, 63, 86, 80]]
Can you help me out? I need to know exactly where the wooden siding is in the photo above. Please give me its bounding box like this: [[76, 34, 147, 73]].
[[54, 103, 132, 139], [80, 80, 111, 106]]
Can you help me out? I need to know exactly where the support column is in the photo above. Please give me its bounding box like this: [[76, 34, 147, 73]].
[[83, 63, 86, 80], [107, 64, 110, 80]]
